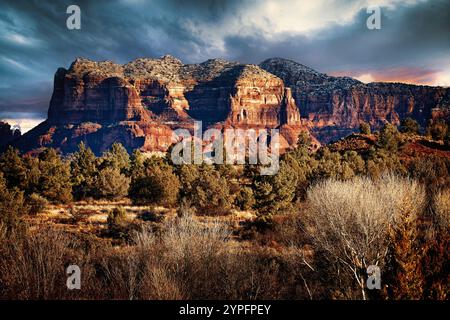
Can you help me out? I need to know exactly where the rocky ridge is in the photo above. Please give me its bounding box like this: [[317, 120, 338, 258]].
[[14, 55, 306, 155], [11, 55, 449, 154], [260, 57, 450, 143]]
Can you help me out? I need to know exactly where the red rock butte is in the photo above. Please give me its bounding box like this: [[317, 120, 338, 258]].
[[11, 55, 450, 155]]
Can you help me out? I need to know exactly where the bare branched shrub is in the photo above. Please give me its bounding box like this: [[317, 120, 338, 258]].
[[432, 189, 450, 231], [176, 198, 196, 217], [159, 214, 231, 298], [416, 188, 449, 300], [133, 231, 185, 300], [163, 214, 230, 260], [144, 266, 184, 299], [304, 174, 426, 299], [0, 228, 69, 299], [132, 227, 157, 251], [97, 248, 149, 300], [95, 216, 233, 299]]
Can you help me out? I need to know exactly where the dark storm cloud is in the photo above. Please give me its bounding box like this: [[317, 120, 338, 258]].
[[0, 0, 449, 129], [0, 0, 249, 122], [225, 0, 450, 72]]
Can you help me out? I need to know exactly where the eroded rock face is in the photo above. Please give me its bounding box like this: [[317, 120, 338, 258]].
[[14, 55, 449, 155], [260, 58, 450, 143], [15, 56, 306, 155]]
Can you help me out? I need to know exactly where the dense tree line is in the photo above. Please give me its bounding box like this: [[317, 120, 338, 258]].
[[0, 120, 448, 222]]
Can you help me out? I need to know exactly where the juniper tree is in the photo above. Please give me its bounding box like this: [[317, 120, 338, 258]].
[[427, 119, 448, 141], [37, 148, 72, 203], [254, 159, 298, 216], [101, 142, 130, 173], [400, 117, 420, 135], [0, 146, 27, 190], [191, 166, 233, 215], [129, 157, 180, 207], [71, 142, 98, 200], [0, 172, 28, 234], [95, 167, 131, 200]]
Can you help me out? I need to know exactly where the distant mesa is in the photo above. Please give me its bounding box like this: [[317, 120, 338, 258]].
[[8, 55, 450, 155]]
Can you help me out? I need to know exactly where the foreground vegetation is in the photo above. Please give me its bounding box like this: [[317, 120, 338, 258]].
[[0, 119, 448, 299]]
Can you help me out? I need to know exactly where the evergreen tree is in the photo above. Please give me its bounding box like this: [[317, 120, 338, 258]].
[[191, 166, 233, 215], [130, 149, 146, 179], [95, 167, 131, 200], [71, 142, 98, 200], [235, 186, 255, 211], [366, 148, 407, 179], [37, 148, 72, 203], [400, 117, 420, 134], [254, 159, 298, 216], [315, 147, 354, 180], [101, 142, 130, 173], [288, 139, 318, 199], [378, 123, 401, 152], [0, 172, 27, 234], [297, 130, 312, 148], [22, 155, 41, 195], [426, 119, 448, 141], [0, 146, 27, 190], [342, 151, 366, 176], [177, 164, 200, 200], [129, 157, 180, 207]]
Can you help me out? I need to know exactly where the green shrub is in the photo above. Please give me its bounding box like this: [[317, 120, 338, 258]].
[[427, 119, 448, 141], [95, 167, 131, 200], [0, 173, 28, 234], [235, 186, 255, 211], [400, 117, 420, 134], [378, 123, 401, 152], [129, 160, 180, 207]]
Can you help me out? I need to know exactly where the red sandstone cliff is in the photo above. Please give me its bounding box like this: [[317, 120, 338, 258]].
[[12, 55, 449, 154], [14, 56, 306, 155], [260, 58, 450, 143]]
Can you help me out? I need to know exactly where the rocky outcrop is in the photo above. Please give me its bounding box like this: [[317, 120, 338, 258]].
[[260, 58, 450, 143], [12, 55, 449, 154], [0, 121, 21, 149], [14, 55, 306, 155]]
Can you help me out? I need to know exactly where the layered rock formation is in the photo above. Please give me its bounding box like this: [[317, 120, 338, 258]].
[[260, 58, 450, 143], [11, 55, 449, 154], [14, 55, 306, 155]]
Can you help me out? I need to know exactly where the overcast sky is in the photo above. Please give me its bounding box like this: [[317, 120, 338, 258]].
[[1, 0, 449, 132]]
